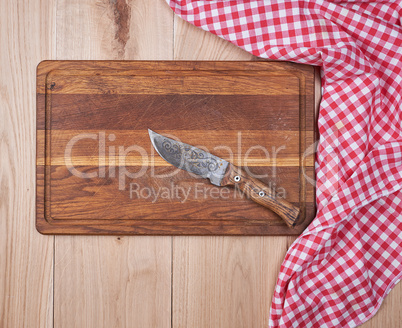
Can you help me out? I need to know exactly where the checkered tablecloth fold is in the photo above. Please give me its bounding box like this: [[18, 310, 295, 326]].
[[166, 1, 402, 327]]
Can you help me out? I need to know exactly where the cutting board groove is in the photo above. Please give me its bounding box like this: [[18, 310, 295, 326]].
[[36, 60, 316, 235]]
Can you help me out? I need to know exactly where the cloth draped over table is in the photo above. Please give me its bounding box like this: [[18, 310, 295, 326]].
[[166, 0, 402, 327]]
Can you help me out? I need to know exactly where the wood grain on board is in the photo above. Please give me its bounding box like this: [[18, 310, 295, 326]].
[[36, 60, 316, 235]]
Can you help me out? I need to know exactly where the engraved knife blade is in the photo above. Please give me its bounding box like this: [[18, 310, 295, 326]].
[[148, 129, 229, 186]]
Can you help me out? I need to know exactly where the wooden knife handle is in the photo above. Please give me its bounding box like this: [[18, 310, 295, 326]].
[[220, 164, 300, 227]]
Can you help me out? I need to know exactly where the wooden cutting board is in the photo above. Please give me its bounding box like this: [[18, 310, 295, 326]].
[[36, 60, 316, 235]]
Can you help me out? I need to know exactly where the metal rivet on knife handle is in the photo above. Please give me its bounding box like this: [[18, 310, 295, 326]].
[[220, 163, 300, 228]]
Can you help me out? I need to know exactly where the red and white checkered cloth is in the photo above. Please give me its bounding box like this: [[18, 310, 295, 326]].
[[166, 0, 402, 327]]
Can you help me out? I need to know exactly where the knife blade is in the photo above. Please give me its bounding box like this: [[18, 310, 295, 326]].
[[148, 129, 300, 227]]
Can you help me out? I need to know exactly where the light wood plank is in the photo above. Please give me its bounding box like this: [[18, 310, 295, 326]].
[[172, 236, 287, 328], [54, 0, 173, 327], [55, 236, 171, 328], [0, 0, 55, 327], [56, 0, 173, 60], [174, 16, 254, 60]]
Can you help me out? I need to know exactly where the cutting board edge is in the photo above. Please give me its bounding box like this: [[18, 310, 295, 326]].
[[36, 60, 317, 235]]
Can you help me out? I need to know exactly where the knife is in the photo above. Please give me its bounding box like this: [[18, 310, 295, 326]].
[[148, 129, 300, 227]]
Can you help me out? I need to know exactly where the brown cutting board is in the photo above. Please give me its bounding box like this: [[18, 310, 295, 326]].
[[36, 60, 316, 235]]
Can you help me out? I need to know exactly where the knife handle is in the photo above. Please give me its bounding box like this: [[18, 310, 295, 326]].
[[220, 164, 300, 227]]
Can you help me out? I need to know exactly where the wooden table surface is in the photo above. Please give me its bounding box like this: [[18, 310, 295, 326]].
[[1, 1, 400, 327]]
